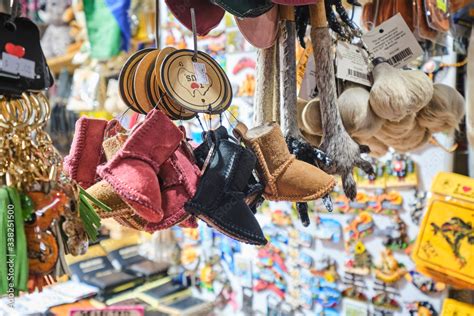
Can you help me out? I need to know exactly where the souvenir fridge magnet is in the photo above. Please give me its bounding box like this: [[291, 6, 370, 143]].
[[382, 214, 410, 251], [344, 211, 375, 249], [314, 215, 342, 243], [379, 191, 404, 215], [344, 241, 372, 276], [354, 158, 386, 189], [311, 257, 340, 285], [348, 192, 370, 214], [409, 190, 427, 225], [288, 228, 314, 248], [271, 209, 293, 226], [371, 281, 401, 313], [406, 301, 438, 316], [342, 298, 369, 316], [342, 272, 369, 302], [374, 249, 407, 284], [405, 270, 446, 294], [385, 154, 418, 188]]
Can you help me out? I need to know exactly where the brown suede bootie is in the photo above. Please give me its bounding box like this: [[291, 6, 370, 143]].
[[234, 122, 335, 202]]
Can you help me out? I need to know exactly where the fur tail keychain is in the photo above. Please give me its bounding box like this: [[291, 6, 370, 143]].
[[278, 5, 334, 224], [369, 57, 433, 122], [309, 3, 373, 200]]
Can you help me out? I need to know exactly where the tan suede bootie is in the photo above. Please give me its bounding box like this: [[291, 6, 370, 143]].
[[234, 122, 335, 202]]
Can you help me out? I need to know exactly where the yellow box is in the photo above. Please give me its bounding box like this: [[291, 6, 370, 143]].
[[412, 172, 474, 289], [441, 298, 474, 316]]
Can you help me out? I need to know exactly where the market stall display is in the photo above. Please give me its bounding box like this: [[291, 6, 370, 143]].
[[0, 0, 472, 315]]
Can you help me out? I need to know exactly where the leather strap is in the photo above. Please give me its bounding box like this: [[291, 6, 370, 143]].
[[429, 136, 458, 153]]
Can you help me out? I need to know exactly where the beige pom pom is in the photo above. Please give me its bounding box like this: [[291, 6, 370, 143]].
[[378, 114, 417, 140], [376, 122, 430, 153], [301, 98, 323, 136], [417, 83, 466, 133], [369, 60, 433, 122], [338, 84, 385, 139]]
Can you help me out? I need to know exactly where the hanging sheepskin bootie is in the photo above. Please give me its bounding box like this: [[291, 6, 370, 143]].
[[369, 57, 433, 122], [98, 110, 182, 223], [416, 83, 466, 133], [88, 128, 198, 231], [193, 126, 264, 213], [233, 122, 335, 202], [64, 117, 108, 189], [185, 128, 267, 245]]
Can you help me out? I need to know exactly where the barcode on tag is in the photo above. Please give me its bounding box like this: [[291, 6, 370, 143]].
[[362, 14, 423, 68], [192, 62, 209, 85], [387, 47, 413, 66], [347, 69, 369, 80], [336, 42, 371, 87]]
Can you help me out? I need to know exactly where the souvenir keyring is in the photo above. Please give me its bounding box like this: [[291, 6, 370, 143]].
[[160, 49, 232, 114], [0, 97, 17, 129], [26, 93, 43, 129], [118, 48, 154, 114], [133, 49, 161, 112], [1, 95, 31, 129], [34, 92, 52, 125], [154, 47, 196, 120], [0, 97, 21, 128]]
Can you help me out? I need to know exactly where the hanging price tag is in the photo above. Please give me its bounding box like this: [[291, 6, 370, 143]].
[[336, 42, 371, 87], [298, 55, 318, 100], [362, 13, 423, 68], [192, 62, 209, 85]]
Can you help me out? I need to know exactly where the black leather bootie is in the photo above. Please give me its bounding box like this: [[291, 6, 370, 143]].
[[185, 128, 267, 245]]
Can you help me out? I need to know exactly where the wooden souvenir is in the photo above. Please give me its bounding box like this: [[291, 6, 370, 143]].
[[160, 49, 232, 114]]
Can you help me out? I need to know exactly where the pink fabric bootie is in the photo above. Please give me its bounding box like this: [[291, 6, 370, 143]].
[[144, 126, 201, 231], [64, 117, 108, 189], [98, 109, 182, 223]]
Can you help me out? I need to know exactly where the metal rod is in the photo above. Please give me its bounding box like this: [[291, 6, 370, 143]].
[[155, 0, 160, 48], [191, 8, 198, 61]]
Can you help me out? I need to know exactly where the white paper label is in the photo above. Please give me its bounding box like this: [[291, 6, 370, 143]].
[[1, 52, 20, 75], [18, 58, 35, 79], [336, 42, 371, 87], [0, 52, 36, 78], [362, 13, 423, 68], [192, 62, 209, 85], [298, 55, 318, 101]]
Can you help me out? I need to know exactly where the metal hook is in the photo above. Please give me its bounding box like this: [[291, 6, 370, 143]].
[[190, 8, 198, 62], [155, 0, 160, 48]]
